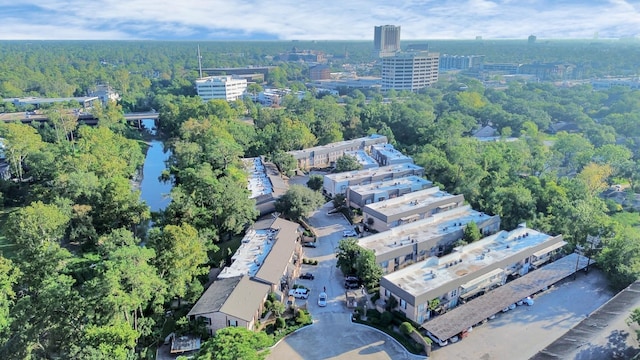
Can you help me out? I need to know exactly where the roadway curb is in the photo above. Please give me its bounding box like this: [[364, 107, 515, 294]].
[[350, 316, 429, 360], [269, 320, 315, 349]]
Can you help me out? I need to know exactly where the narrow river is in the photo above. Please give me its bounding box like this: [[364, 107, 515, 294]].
[[139, 119, 172, 212]]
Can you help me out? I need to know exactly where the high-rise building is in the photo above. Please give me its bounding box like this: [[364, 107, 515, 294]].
[[374, 25, 401, 58], [195, 76, 247, 101], [381, 51, 440, 91]]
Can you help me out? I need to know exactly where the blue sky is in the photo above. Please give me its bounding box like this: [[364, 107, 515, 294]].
[[0, 0, 639, 40]]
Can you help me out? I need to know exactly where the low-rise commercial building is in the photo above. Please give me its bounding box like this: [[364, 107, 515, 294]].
[[363, 187, 464, 232], [379, 227, 566, 324], [289, 134, 387, 170], [323, 163, 424, 198], [346, 175, 432, 209], [188, 217, 303, 334], [358, 205, 501, 273]]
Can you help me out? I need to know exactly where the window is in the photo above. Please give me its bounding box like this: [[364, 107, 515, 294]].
[[450, 289, 458, 298], [400, 299, 407, 309], [385, 289, 391, 297], [381, 261, 389, 269], [228, 319, 238, 327], [200, 316, 212, 325]]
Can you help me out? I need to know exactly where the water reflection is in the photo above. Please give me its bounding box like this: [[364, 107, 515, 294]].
[[139, 119, 172, 212]]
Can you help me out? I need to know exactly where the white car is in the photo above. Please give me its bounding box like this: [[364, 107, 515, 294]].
[[523, 297, 534, 306], [318, 292, 327, 307], [289, 288, 309, 299], [343, 230, 358, 237]]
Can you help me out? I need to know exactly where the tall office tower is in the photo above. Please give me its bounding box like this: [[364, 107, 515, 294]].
[[374, 25, 401, 58], [381, 51, 440, 92]]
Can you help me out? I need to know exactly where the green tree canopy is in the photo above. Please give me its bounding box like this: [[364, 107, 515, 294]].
[[274, 185, 325, 220], [194, 327, 272, 360]]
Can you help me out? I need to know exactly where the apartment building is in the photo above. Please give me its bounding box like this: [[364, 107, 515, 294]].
[[370, 143, 414, 166], [346, 175, 432, 209], [188, 217, 302, 334], [288, 134, 388, 170], [379, 227, 566, 324], [363, 187, 465, 232], [358, 205, 501, 273], [323, 163, 425, 198]]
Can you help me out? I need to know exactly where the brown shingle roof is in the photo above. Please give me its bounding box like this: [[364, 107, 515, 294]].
[[187, 276, 243, 317], [254, 217, 301, 285]]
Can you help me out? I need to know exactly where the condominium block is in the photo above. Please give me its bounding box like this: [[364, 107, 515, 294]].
[[346, 175, 433, 209], [358, 205, 501, 273], [323, 163, 425, 198], [379, 227, 566, 324], [374, 25, 401, 58], [370, 143, 414, 166], [363, 187, 464, 232], [288, 134, 388, 170]]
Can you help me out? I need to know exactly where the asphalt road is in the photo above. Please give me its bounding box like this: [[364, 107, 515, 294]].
[[267, 202, 425, 360]]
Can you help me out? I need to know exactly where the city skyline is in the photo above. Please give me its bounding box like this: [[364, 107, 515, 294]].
[[1, 0, 640, 41]]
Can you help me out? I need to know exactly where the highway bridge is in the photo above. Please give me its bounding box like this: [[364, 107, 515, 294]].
[[0, 111, 159, 127]]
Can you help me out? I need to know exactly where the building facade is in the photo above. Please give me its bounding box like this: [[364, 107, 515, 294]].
[[363, 187, 465, 232], [195, 76, 247, 101], [358, 205, 501, 274], [379, 227, 566, 324], [381, 51, 440, 91], [322, 163, 425, 198], [289, 134, 388, 170], [370, 143, 414, 166], [346, 175, 433, 209], [374, 25, 401, 58]]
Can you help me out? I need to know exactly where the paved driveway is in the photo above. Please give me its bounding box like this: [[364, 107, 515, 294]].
[[268, 202, 424, 360]]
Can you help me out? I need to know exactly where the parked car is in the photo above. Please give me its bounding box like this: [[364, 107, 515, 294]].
[[289, 288, 309, 299], [344, 276, 360, 289], [522, 297, 534, 306], [318, 292, 327, 307], [302, 241, 317, 248], [343, 230, 358, 237], [426, 331, 449, 347], [300, 272, 314, 280]]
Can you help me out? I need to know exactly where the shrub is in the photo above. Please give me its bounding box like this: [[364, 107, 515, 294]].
[[264, 300, 273, 311], [380, 311, 393, 327], [400, 322, 414, 335], [275, 317, 286, 329], [370, 292, 380, 303], [267, 292, 277, 302], [296, 310, 312, 325]]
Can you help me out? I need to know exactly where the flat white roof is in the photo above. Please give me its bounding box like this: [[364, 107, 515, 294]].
[[325, 163, 424, 183], [218, 228, 278, 279], [348, 175, 432, 198], [383, 227, 562, 298], [365, 187, 458, 216], [244, 157, 273, 198], [344, 149, 378, 168], [371, 143, 413, 163], [359, 205, 493, 256], [288, 134, 387, 159]]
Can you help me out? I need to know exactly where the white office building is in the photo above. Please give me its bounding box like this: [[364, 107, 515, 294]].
[[196, 76, 247, 101], [382, 52, 439, 92]]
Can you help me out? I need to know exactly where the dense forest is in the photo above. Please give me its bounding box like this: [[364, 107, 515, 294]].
[[0, 40, 639, 359]]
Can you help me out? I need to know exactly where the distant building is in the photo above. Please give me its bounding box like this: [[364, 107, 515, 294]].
[[381, 52, 439, 91], [195, 76, 247, 101], [439, 54, 485, 70], [309, 65, 331, 81], [374, 25, 401, 58], [343, 150, 379, 170], [89, 84, 120, 104], [310, 77, 382, 91]]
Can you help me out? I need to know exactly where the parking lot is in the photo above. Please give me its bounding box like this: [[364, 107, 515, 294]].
[[431, 269, 614, 359]]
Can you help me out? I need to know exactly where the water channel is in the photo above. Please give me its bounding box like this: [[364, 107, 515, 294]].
[[139, 119, 172, 212]]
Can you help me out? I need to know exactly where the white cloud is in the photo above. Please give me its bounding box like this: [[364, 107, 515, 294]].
[[0, 0, 639, 40]]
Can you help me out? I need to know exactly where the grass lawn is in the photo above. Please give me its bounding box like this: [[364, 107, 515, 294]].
[[0, 207, 19, 259]]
